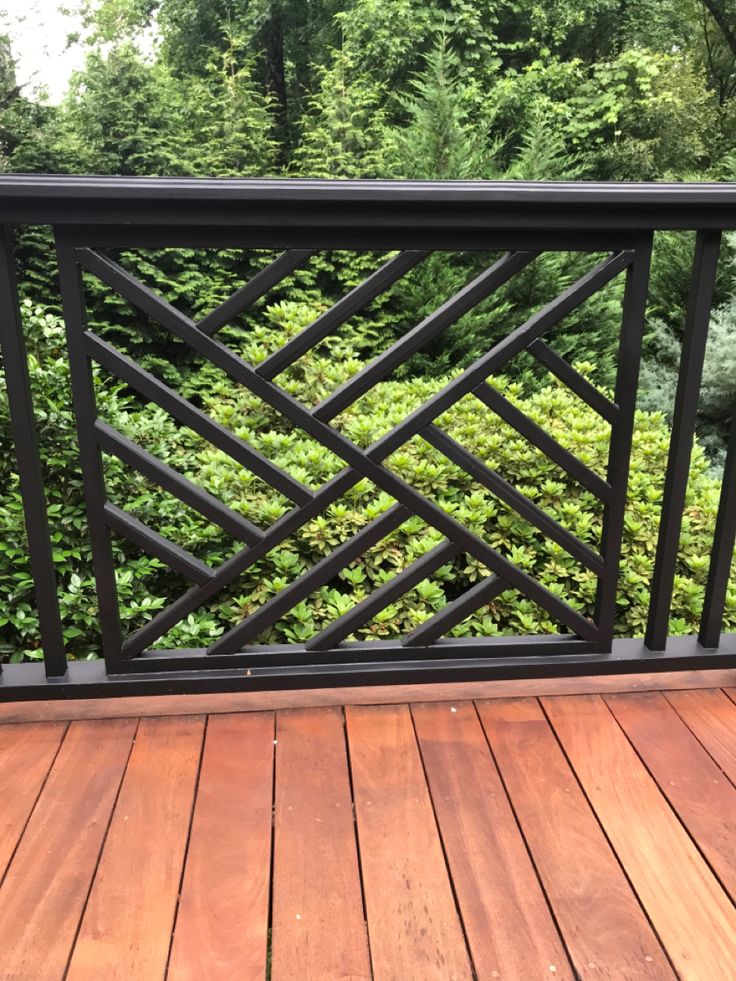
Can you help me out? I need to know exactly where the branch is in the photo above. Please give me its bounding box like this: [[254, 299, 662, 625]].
[[702, 0, 736, 59]]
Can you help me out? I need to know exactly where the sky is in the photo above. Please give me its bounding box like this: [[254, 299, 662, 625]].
[[2, 0, 87, 103]]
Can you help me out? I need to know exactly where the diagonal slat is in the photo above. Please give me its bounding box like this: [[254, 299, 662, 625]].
[[423, 424, 605, 574], [196, 249, 315, 336], [313, 251, 538, 422], [95, 420, 263, 546], [256, 250, 430, 379], [104, 502, 213, 585], [402, 574, 506, 647], [528, 338, 619, 424], [210, 504, 411, 653], [475, 383, 612, 502], [121, 468, 360, 658], [368, 250, 632, 463], [80, 249, 600, 645], [86, 332, 313, 505], [306, 540, 461, 651]]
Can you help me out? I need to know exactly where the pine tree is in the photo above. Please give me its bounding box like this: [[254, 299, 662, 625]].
[[292, 45, 390, 178]]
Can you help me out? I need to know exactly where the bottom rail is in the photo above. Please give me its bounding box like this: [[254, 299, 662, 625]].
[[1, 634, 735, 701]]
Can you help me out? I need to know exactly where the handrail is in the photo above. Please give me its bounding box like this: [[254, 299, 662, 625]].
[[1, 176, 736, 229]]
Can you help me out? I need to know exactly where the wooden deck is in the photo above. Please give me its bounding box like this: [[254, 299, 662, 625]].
[[2, 675, 736, 979]]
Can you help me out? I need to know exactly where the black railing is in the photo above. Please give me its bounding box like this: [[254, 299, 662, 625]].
[[1, 177, 736, 699]]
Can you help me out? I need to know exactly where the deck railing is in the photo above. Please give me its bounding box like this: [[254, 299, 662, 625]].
[[1, 177, 736, 699]]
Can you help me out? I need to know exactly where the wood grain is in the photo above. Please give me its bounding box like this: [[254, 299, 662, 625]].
[[478, 697, 672, 980], [347, 704, 473, 981], [0, 719, 136, 981], [543, 694, 736, 980], [270, 707, 371, 981], [2, 669, 734, 724], [0, 720, 66, 880], [167, 713, 275, 981], [606, 691, 736, 903], [66, 716, 204, 981], [667, 688, 736, 781], [412, 701, 572, 980]]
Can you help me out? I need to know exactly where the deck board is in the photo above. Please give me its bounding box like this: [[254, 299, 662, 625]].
[[666, 687, 736, 780], [1, 681, 735, 981], [0, 720, 67, 880], [412, 701, 573, 980], [167, 713, 275, 981], [347, 704, 473, 981], [544, 694, 736, 980], [270, 707, 371, 981], [606, 691, 736, 903], [66, 716, 204, 981], [0, 719, 136, 981], [478, 697, 672, 980]]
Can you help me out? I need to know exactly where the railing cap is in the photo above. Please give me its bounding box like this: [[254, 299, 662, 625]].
[[2, 175, 736, 231]]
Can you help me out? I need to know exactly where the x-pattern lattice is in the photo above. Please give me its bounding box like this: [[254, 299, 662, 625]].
[[60, 239, 641, 662]]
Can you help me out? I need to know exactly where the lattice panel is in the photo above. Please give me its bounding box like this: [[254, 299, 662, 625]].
[[56, 233, 651, 668]]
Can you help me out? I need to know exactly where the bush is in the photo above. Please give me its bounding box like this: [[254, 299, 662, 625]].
[[2, 299, 731, 660]]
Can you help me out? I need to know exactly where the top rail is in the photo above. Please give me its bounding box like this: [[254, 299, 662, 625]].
[[1, 176, 736, 230]]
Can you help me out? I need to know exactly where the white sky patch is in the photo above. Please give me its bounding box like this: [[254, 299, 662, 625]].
[[2, 0, 86, 103]]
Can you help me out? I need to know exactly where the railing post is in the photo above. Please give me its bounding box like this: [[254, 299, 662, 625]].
[[594, 235, 653, 643], [645, 230, 722, 651], [698, 408, 736, 648], [0, 225, 67, 676]]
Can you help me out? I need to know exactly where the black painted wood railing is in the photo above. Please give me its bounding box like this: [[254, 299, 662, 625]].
[[1, 177, 736, 699]]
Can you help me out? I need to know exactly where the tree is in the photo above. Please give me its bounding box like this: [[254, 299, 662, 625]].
[[292, 47, 390, 178], [388, 31, 496, 180]]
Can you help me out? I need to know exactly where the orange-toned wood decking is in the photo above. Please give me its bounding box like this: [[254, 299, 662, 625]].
[[1, 671, 736, 980]]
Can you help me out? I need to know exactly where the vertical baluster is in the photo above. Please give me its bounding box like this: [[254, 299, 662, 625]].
[[699, 410, 736, 648], [0, 225, 66, 676], [594, 235, 653, 644], [56, 232, 124, 670], [645, 230, 722, 651]]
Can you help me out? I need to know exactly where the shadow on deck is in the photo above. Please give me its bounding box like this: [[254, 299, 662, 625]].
[[1, 670, 736, 980]]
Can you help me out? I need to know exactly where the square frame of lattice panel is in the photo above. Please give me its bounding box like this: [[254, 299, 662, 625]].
[[54, 224, 653, 675]]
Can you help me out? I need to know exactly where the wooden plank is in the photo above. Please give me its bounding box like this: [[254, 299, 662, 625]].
[[543, 694, 736, 980], [0, 720, 66, 880], [0, 719, 136, 981], [346, 704, 473, 981], [667, 688, 736, 781], [477, 698, 672, 980], [167, 713, 275, 981], [3, 670, 735, 724], [66, 715, 204, 981], [271, 707, 371, 981], [412, 701, 573, 980], [607, 691, 736, 903]]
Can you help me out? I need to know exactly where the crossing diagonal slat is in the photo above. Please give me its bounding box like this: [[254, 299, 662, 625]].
[[313, 250, 537, 422], [423, 424, 605, 574], [197, 249, 315, 336], [474, 383, 612, 502], [307, 540, 461, 651], [211, 504, 411, 653], [256, 250, 429, 379], [86, 331, 313, 506]]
